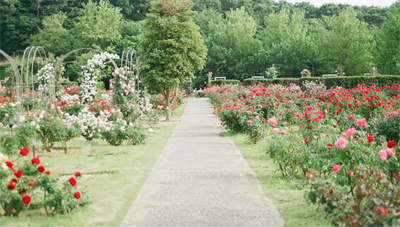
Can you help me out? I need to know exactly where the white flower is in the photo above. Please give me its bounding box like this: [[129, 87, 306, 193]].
[[30, 121, 36, 126], [19, 116, 25, 123], [148, 128, 153, 133], [1, 163, 8, 170]]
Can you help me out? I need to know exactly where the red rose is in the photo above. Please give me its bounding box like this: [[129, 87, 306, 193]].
[[348, 104, 352, 108], [38, 166, 45, 173], [75, 172, 82, 178], [69, 177, 77, 186], [7, 183, 16, 190], [22, 195, 31, 205], [20, 147, 30, 156], [10, 178, 17, 183], [367, 136, 375, 143], [5, 161, 14, 170], [388, 140, 397, 148], [29, 179, 37, 187], [304, 138, 311, 143], [74, 191, 81, 199], [14, 170, 24, 179], [31, 157, 40, 165], [45, 171, 51, 175], [349, 115, 355, 120]]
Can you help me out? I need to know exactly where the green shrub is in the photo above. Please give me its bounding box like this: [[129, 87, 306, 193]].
[[210, 79, 240, 86], [243, 75, 400, 89]]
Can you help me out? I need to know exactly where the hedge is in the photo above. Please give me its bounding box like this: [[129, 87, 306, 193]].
[[210, 79, 240, 86], [242, 75, 400, 89]]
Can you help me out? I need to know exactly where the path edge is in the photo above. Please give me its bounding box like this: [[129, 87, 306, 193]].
[[120, 99, 192, 226]]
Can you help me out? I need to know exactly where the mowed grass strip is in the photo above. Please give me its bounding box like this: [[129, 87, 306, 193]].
[[0, 99, 190, 226], [227, 132, 333, 227]]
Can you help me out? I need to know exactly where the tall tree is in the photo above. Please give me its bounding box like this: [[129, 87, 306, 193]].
[[313, 8, 375, 76], [30, 12, 72, 55], [110, 0, 151, 21], [115, 20, 144, 54], [72, 0, 122, 51], [376, 3, 400, 75], [0, 0, 40, 55], [205, 7, 261, 80], [140, 0, 207, 120], [259, 9, 310, 77]]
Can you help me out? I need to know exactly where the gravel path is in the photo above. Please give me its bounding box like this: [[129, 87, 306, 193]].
[[121, 98, 285, 226]]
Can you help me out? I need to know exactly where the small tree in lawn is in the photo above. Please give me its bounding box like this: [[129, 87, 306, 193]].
[[140, 0, 207, 120]]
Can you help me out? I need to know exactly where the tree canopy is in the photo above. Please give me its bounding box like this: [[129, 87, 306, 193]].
[[140, 0, 207, 119], [1, 0, 399, 88]]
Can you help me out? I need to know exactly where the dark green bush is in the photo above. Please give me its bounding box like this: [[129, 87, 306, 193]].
[[243, 75, 400, 89], [210, 79, 240, 86]]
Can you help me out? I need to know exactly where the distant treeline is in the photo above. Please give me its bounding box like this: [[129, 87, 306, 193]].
[[1, 0, 399, 88]]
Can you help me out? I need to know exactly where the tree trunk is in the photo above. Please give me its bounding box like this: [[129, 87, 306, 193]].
[[164, 91, 172, 121]]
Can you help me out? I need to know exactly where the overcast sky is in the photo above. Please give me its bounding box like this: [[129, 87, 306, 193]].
[[274, 0, 398, 7]]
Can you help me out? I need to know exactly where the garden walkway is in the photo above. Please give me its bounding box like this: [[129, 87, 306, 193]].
[[121, 98, 285, 226]]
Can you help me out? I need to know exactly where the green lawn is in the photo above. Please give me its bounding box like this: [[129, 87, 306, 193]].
[[0, 99, 190, 226], [227, 131, 333, 227]]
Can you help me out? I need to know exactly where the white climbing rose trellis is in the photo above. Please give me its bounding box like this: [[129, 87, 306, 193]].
[[79, 52, 119, 103], [36, 63, 56, 107]]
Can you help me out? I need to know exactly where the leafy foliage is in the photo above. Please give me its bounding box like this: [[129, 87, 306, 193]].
[[376, 4, 400, 75], [140, 0, 207, 119]]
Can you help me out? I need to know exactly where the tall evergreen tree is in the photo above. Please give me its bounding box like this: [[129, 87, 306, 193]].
[[140, 0, 207, 120], [376, 3, 400, 75], [313, 8, 375, 76], [72, 0, 122, 51], [259, 9, 310, 77], [205, 7, 261, 80]]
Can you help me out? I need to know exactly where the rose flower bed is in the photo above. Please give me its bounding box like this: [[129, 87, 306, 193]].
[[0, 148, 87, 217], [206, 82, 400, 226]]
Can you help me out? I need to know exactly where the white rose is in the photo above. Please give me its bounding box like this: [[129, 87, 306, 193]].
[[1, 163, 8, 170]]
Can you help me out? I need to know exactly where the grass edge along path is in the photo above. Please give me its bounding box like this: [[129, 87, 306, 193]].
[[227, 131, 334, 227], [0, 99, 190, 227]]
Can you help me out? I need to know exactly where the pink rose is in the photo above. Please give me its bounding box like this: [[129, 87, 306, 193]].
[[335, 137, 348, 149], [272, 128, 280, 133], [357, 119, 367, 127], [268, 118, 278, 126], [332, 164, 342, 173], [307, 106, 313, 111], [280, 130, 287, 135], [386, 148, 395, 157], [378, 149, 387, 160], [343, 128, 356, 138], [247, 120, 252, 125]]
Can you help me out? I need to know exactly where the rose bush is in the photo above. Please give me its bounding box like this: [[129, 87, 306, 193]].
[[206, 82, 400, 224], [0, 148, 88, 217]]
